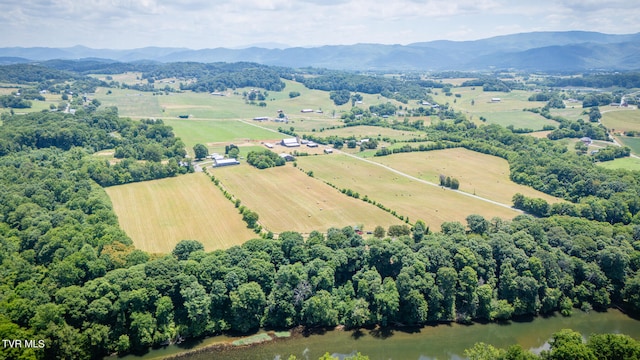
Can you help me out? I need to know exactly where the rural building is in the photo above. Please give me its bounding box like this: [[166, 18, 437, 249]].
[[324, 148, 333, 154], [301, 109, 314, 113], [491, 98, 501, 102], [214, 158, 240, 167], [281, 138, 300, 147], [580, 137, 592, 145], [264, 143, 274, 149], [279, 153, 295, 161], [253, 116, 269, 121], [210, 92, 225, 96], [307, 142, 318, 148]]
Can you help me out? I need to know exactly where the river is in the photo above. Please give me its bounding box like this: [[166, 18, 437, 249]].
[[116, 309, 639, 360]]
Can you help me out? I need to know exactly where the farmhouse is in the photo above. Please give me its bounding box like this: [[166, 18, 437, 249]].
[[214, 158, 240, 167], [580, 137, 592, 146], [281, 138, 300, 147], [279, 153, 295, 161], [210, 153, 225, 161]]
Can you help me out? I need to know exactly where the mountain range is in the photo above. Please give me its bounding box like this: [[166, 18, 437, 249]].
[[1, 31, 639, 72]]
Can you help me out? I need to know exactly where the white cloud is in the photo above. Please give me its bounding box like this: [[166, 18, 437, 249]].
[[0, 0, 638, 48]]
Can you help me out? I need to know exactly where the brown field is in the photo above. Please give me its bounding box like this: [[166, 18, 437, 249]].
[[371, 148, 563, 205], [295, 154, 521, 230], [213, 163, 404, 234], [105, 173, 257, 253]]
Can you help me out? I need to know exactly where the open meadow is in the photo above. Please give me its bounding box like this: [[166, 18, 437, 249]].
[[597, 157, 640, 171], [431, 87, 556, 130], [601, 108, 640, 133], [104, 172, 257, 253], [295, 153, 520, 230], [212, 163, 404, 234], [371, 148, 563, 205]]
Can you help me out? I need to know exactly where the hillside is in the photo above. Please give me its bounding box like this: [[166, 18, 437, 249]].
[[2, 31, 639, 71]]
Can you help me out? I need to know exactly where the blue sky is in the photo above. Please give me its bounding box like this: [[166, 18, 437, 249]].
[[1, 0, 638, 49]]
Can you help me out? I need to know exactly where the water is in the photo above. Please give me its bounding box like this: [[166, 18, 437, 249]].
[[119, 310, 640, 360]]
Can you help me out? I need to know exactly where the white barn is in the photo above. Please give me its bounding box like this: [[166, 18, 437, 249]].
[[281, 138, 300, 147]]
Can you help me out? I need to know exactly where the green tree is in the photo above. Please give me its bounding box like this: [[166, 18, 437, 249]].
[[230, 282, 266, 333], [193, 143, 208, 160], [172, 240, 204, 260], [373, 225, 386, 239]]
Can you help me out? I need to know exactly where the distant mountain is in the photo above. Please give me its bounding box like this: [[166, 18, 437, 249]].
[[1, 31, 639, 71]]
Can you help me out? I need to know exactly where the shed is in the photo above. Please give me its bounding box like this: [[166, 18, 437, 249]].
[[279, 153, 295, 161], [214, 158, 240, 167], [324, 148, 333, 154], [281, 138, 300, 147]]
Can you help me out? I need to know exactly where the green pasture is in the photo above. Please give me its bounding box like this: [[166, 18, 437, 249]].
[[616, 136, 640, 155], [550, 106, 587, 122], [597, 157, 640, 171], [601, 108, 640, 133], [475, 110, 557, 130], [163, 118, 285, 150], [94, 87, 164, 117]]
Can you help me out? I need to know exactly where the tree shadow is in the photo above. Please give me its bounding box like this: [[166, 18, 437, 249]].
[[351, 328, 366, 340], [369, 327, 394, 339]]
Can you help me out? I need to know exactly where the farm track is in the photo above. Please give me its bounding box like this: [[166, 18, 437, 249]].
[[240, 118, 523, 213], [335, 150, 523, 212]]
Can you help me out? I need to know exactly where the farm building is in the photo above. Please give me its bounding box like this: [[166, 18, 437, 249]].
[[281, 138, 300, 147], [307, 142, 318, 148], [491, 98, 501, 103], [264, 143, 274, 149], [324, 148, 333, 154], [210, 153, 225, 161], [301, 109, 314, 113], [279, 153, 295, 161], [214, 158, 240, 167], [253, 116, 269, 121], [580, 137, 592, 145]]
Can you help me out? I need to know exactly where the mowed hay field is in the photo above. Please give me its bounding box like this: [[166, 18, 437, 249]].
[[213, 164, 403, 233], [105, 173, 257, 253], [295, 154, 520, 230], [371, 148, 563, 205]]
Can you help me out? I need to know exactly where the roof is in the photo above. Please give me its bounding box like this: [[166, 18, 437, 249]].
[[214, 158, 240, 166]]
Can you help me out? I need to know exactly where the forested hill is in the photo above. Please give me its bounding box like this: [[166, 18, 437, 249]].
[[2, 31, 640, 71]]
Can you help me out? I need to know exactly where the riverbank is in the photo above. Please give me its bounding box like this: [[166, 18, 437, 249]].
[[118, 309, 640, 360]]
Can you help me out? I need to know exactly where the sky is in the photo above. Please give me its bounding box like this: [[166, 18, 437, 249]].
[[1, 0, 639, 49]]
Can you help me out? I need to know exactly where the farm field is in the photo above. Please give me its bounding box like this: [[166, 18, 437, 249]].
[[597, 157, 640, 171], [95, 87, 164, 117], [105, 172, 257, 253], [304, 125, 425, 142], [475, 110, 557, 130], [163, 118, 285, 150], [431, 87, 554, 130], [601, 108, 640, 133], [212, 163, 403, 234], [295, 154, 520, 230], [371, 148, 563, 206], [616, 135, 640, 155]]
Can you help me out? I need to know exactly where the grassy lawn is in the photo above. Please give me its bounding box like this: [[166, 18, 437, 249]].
[[597, 157, 640, 171], [371, 148, 563, 206], [213, 163, 404, 234], [296, 154, 520, 231], [105, 173, 257, 253]]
